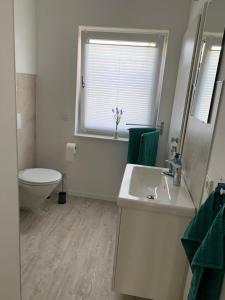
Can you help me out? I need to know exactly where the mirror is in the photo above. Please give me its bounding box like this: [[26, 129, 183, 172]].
[[191, 0, 225, 123]]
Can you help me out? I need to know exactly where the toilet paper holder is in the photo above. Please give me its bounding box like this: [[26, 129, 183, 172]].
[[66, 143, 77, 162]]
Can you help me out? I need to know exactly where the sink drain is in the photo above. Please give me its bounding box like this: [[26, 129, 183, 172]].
[[146, 194, 155, 200]]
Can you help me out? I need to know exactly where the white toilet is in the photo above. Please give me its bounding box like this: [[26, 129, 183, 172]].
[[19, 168, 62, 210]]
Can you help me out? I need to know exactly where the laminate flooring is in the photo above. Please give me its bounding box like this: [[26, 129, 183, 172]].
[[20, 196, 144, 300]]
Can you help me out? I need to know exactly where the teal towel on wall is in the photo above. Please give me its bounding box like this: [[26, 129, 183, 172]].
[[127, 127, 158, 166], [138, 130, 159, 166], [181, 189, 225, 300]]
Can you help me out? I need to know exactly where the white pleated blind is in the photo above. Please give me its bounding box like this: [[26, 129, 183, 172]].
[[81, 41, 160, 135], [194, 49, 220, 123]]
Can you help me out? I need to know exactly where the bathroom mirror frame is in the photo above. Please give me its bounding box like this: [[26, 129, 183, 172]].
[[179, 3, 208, 154], [190, 0, 225, 124]]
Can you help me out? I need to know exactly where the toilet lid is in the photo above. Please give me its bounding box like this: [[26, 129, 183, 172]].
[[19, 168, 62, 185]]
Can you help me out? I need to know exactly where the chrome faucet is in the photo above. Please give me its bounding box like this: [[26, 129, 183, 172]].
[[164, 153, 182, 186], [164, 159, 175, 177]]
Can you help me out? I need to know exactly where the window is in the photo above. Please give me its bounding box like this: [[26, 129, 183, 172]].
[[75, 26, 168, 139]]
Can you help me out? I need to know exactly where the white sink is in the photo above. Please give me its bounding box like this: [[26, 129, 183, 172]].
[[118, 164, 194, 216], [129, 165, 170, 201]]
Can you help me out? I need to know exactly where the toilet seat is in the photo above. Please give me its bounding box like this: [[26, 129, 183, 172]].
[[19, 168, 62, 186]]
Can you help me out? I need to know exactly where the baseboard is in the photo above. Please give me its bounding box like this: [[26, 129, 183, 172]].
[[68, 189, 117, 202]]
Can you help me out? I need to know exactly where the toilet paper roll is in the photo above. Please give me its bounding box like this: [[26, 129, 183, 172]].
[[66, 143, 76, 161]]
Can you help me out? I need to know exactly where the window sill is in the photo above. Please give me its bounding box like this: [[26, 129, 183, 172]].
[[74, 132, 128, 142]]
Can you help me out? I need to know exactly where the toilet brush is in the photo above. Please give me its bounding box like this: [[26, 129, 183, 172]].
[[58, 173, 67, 204]]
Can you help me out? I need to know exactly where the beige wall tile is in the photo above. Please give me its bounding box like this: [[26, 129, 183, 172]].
[[16, 73, 36, 170]]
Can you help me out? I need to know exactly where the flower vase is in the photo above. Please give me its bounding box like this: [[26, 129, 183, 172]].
[[114, 125, 118, 139]]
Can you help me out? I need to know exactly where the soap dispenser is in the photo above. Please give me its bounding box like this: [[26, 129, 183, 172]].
[[168, 138, 178, 174], [173, 153, 182, 186]]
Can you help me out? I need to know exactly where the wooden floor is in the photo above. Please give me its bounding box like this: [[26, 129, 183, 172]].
[[20, 197, 143, 300]]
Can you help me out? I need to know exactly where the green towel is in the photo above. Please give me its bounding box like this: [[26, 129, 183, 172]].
[[138, 130, 159, 166], [127, 128, 157, 165], [181, 189, 225, 300]]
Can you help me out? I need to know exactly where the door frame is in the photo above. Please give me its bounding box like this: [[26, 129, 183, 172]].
[[0, 0, 21, 299]]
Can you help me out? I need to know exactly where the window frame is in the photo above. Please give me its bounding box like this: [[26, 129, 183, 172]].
[[75, 26, 169, 141]]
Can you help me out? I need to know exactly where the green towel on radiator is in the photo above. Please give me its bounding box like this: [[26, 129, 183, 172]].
[[127, 128, 158, 166], [181, 188, 225, 300]]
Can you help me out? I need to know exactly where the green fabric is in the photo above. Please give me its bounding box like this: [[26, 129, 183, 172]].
[[181, 189, 225, 300], [138, 130, 159, 166], [127, 128, 157, 165]]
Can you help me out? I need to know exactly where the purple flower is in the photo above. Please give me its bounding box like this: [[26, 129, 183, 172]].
[[112, 107, 124, 127]]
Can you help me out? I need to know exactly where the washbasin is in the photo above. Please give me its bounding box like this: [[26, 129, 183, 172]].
[[118, 164, 194, 216], [129, 165, 170, 201]]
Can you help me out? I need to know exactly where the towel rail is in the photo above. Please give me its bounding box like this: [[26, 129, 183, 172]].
[[126, 121, 164, 135]]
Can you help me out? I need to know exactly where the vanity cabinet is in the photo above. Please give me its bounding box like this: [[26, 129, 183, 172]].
[[113, 207, 192, 300]]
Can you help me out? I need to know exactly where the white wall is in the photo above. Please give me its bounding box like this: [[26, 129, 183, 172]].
[[0, 1, 21, 299], [14, 0, 37, 74], [36, 0, 191, 200]]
